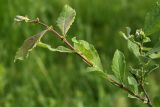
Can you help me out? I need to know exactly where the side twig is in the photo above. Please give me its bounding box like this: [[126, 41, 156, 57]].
[[140, 83, 153, 107], [129, 71, 153, 107]]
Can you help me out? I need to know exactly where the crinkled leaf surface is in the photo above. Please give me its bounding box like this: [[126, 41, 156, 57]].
[[72, 37, 103, 72], [112, 50, 126, 82], [56, 5, 76, 36], [14, 29, 48, 62]]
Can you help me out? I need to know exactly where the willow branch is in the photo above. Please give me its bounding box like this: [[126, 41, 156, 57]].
[[29, 18, 93, 66], [28, 17, 146, 105]]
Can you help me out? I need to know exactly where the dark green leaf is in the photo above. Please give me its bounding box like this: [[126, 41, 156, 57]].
[[144, 1, 160, 36], [56, 5, 76, 36], [37, 42, 74, 53], [111, 50, 126, 82], [14, 29, 49, 62], [72, 37, 103, 72]]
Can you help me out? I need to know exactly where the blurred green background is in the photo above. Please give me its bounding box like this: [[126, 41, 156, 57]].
[[0, 0, 160, 107]]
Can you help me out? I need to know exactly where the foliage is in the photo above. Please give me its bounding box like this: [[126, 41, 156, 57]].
[[13, 2, 160, 107], [1, 0, 160, 107]]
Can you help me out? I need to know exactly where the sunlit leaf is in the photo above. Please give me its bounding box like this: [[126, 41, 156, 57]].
[[111, 50, 126, 82], [144, 1, 160, 36], [56, 5, 76, 36], [14, 29, 49, 62], [72, 37, 103, 72], [143, 37, 151, 43], [37, 42, 74, 53], [149, 53, 160, 59]]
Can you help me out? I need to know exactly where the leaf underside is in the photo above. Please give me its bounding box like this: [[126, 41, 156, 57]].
[[14, 29, 49, 62]]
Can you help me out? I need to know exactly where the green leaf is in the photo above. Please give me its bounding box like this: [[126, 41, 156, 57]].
[[111, 50, 126, 82], [120, 28, 141, 57], [72, 37, 103, 72], [128, 40, 141, 57], [128, 76, 138, 98], [56, 5, 76, 36], [149, 53, 160, 59], [144, 1, 160, 36], [88, 69, 107, 79], [37, 42, 74, 53], [14, 29, 49, 62], [143, 37, 151, 43]]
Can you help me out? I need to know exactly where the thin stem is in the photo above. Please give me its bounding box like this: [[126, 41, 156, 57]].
[[140, 82, 153, 107], [130, 69, 153, 107], [107, 75, 145, 102], [28, 18, 149, 106]]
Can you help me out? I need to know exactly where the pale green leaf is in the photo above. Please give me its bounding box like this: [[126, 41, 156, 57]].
[[144, 1, 160, 36], [149, 53, 160, 59], [128, 40, 141, 57], [111, 50, 126, 82], [56, 5, 76, 36], [37, 42, 74, 53], [128, 76, 138, 98], [143, 37, 151, 43], [14, 29, 49, 62], [72, 37, 103, 72]]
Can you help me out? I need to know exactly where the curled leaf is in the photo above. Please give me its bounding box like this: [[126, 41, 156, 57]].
[[37, 42, 74, 53]]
